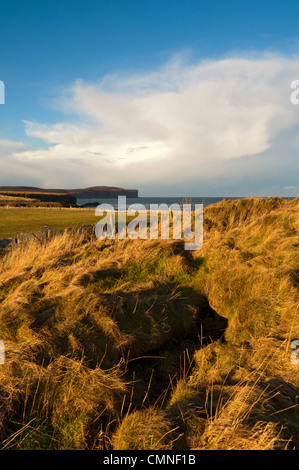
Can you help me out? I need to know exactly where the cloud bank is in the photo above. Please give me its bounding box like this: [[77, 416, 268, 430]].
[[2, 53, 299, 195]]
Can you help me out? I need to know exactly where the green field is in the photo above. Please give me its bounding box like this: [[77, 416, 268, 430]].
[[0, 207, 99, 238], [0, 207, 169, 238]]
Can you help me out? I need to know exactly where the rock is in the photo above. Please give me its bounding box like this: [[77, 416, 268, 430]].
[[0, 238, 13, 249], [17, 232, 36, 245]]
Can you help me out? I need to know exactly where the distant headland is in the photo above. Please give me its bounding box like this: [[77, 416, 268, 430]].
[[0, 186, 138, 208], [0, 186, 138, 199]]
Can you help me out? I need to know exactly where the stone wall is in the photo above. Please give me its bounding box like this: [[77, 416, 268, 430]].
[[0, 225, 95, 252]]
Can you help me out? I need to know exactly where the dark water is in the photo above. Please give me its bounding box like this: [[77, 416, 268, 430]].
[[76, 196, 242, 209]]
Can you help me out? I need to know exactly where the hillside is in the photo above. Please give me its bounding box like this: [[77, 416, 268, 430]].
[[0, 197, 298, 450], [0, 192, 76, 207]]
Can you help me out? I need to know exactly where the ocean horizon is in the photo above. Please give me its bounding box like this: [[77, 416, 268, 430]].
[[76, 195, 295, 209], [76, 196, 242, 209]]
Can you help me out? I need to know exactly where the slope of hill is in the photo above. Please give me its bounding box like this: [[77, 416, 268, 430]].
[[0, 192, 76, 207], [0, 197, 298, 450]]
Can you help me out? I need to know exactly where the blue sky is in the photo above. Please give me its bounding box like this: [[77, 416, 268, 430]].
[[0, 0, 299, 196]]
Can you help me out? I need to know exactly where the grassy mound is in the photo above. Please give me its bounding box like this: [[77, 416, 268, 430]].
[[165, 197, 299, 450], [0, 191, 76, 207], [0, 197, 298, 449]]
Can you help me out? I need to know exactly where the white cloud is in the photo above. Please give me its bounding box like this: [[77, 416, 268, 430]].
[[2, 52, 299, 194], [0, 139, 30, 155]]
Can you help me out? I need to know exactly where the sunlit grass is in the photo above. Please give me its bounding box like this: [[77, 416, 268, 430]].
[[0, 197, 298, 449]]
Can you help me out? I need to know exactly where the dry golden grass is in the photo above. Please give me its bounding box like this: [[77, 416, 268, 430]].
[[164, 197, 299, 450], [0, 197, 298, 449], [111, 407, 178, 450]]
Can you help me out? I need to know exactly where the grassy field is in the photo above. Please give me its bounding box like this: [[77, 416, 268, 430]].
[[0, 197, 298, 450], [0, 195, 34, 202], [0, 206, 178, 238], [0, 207, 97, 238]]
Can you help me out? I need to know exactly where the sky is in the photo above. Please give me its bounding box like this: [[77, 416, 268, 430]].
[[0, 0, 299, 197]]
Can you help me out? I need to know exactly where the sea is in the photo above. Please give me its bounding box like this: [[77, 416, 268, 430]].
[[76, 196, 242, 209]]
